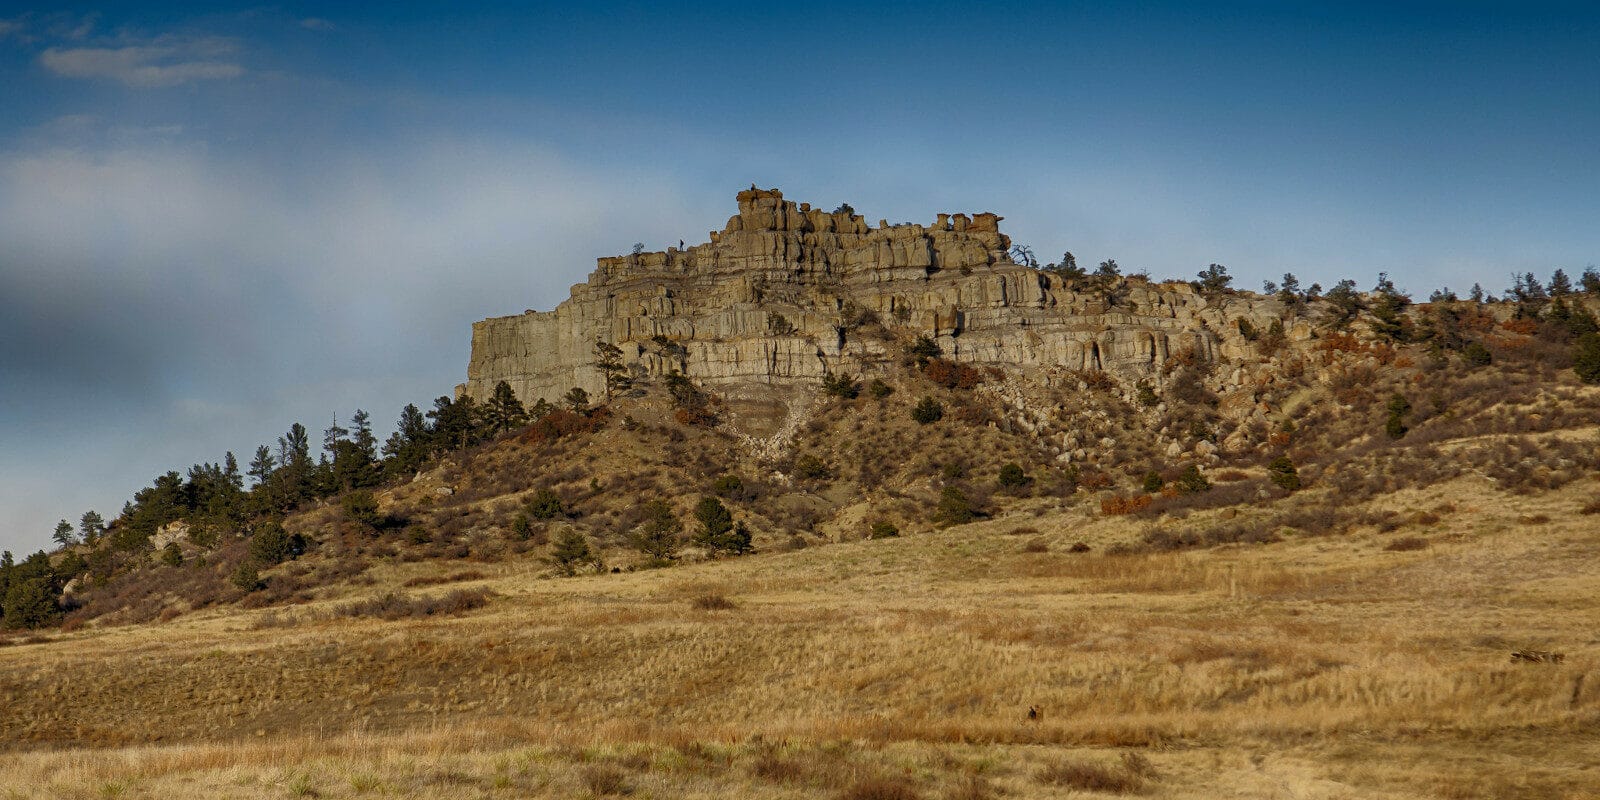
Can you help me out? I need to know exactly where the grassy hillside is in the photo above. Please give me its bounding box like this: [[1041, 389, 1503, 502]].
[[2, 470, 1598, 798]]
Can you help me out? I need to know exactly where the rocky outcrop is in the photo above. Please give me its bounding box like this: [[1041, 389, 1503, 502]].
[[461, 188, 1287, 406]]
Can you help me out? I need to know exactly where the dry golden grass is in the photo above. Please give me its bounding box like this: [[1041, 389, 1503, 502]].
[[4, 475, 1599, 798]]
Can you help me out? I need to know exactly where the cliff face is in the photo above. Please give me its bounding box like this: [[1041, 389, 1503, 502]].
[[462, 188, 1292, 406]]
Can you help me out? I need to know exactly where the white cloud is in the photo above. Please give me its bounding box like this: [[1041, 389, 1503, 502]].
[[39, 37, 244, 87], [0, 17, 24, 39], [299, 18, 336, 32]]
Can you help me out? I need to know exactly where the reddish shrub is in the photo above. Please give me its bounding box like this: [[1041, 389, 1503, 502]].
[[1100, 494, 1153, 516], [923, 358, 983, 389]]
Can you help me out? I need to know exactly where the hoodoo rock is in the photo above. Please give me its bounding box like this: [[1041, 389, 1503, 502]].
[[460, 188, 1274, 410]]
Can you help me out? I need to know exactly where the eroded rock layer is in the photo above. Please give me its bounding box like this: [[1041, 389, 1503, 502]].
[[463, 188, 1287, 405]]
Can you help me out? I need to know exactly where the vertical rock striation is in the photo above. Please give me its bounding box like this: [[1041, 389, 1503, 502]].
[[461, 188, 1278, 406]]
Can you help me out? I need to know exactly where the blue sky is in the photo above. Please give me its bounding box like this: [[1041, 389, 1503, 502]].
[[2, 2, 1597, 554]]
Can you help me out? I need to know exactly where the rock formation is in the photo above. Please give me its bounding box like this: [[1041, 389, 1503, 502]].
[[461, 188, 1294, 408]]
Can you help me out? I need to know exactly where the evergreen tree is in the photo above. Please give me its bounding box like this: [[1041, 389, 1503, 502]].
[[78, 510, 104, 545], [322, 415, 350, 460], [1469, 283, 1486, 303], [550, 529, 593, 576], [1322, 279, 1365, 329], [693, 497, 748, 555], [485, 381, 528, 434], [934, 486, 976, 527], [1574, 333, 1600, 385], [1370, 272, 1412, 341], [1581, 267, 1600, 295], [426, 395, 481, 452], [632, 500, 682, 562], [247, 445, 276, 487], [593, 340, 629, 401], [1548, 268, 1573, 296], [2, 551, 60, 629], [52, 520, 76, 548], [223, 452, 243, 491], [1277, 273, 1303, 306], [1194, 263, 1232, 293], [1048, 252, 1085, 281], [563, 386, 591, 414], [383, 403, 432, 475]]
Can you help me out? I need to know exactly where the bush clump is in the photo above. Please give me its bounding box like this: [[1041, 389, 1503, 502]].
[[911, 396, 944, 425], [934, 486, 976, 527]]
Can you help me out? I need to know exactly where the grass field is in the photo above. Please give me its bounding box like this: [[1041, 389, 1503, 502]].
[[3, 473, 1598, 799]]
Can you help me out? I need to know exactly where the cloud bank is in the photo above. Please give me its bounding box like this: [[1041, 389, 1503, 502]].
[[39, 37, 243, 87]]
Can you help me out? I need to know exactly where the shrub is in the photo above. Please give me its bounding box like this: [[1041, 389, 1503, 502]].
[[868, 379, 894, 399], [1385, 393, 1412, 440], [1035, 759, 1142, 793], [691, 593, 736, 610], [333, 589, 491, 620], [1267, 456, 1301, 491], [1175, 465, 1212, 494], [1100, 494, 1153, 515], [230, 562, 261, 592], [934, 486, 976, 527], [997, 462, 1032, 489], [580, 765, 631, 797], [822, 372, 861, 399], [342, 491, 382, 528], [793, 454, 832, 481], [869, 521, 899, 539], [1135, 381, 1159, 407], [248, 521, 293, 566], [924, 358, 983, 389], [712, 474, 744, 497], [838, 777, 923, 800], [159, 542, 183, 567], [1384, 536, 1429, 552], [907, 336, 942, 367], [1141, 471, 1164, 493], [527, 488, 564, 520], [507, 514, 532, 541], [911, 396, 944, 425], [1462, 340, 1493, 367]]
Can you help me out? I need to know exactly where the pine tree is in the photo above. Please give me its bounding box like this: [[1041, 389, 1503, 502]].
[[248, 445, 276, 487], [78, 510, 104, 545], [563, 386, 591, 414], [1574, 333, 1600, 385], [1322, 279, 1365, 328], [593, 340, 629, 401], [52, 520, 76, 548], [1370, 272, 1412, 341], [550, 529, 593, 576], [383, 403, 431, 475], [485, 381, 527, 434], [1194, 263, 1231, 293], [1386, 393, 1412, 439], [632, 500, 681, 562]]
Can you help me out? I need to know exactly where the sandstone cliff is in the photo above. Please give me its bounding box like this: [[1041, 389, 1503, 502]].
[[462, 188, 1295, 407]]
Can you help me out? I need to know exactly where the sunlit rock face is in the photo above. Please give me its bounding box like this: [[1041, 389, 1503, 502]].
[[462, 188, 1279, 406]]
